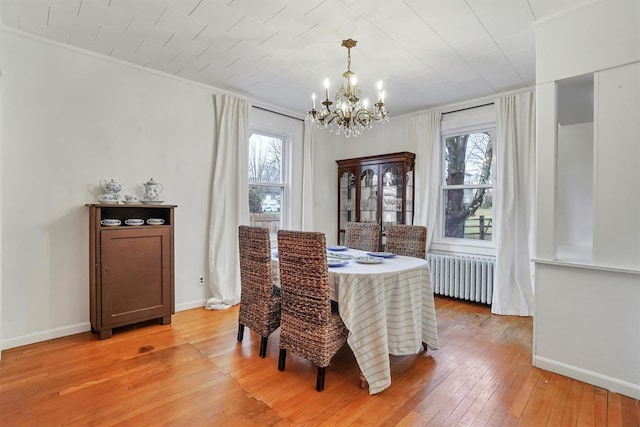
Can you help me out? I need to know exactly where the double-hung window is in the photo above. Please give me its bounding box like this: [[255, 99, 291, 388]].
[[248, 131, 285, 240], [430, 103, 497, 257]]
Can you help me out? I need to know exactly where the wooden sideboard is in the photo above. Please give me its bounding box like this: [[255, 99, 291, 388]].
[[86, 204, 176, 339]]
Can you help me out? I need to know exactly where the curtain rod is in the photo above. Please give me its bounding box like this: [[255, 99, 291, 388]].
[[252, 105, 304, 122], [442, 102, 494, 115]]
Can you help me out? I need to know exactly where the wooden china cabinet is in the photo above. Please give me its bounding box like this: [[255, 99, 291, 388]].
[[336, 152, 416, 249], [86, 204, 176, 339]]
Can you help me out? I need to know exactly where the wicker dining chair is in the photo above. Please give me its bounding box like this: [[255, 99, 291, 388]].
[[386, 224, 427, 259], [276, 230, 348, 392], [344, 222, 380, 252], [237, 225, 281, 358]]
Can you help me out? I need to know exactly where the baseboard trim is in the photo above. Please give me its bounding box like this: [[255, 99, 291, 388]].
[[533, 355, 640, 400], [175, 299, 208, 312], [1, 322, 91, 351], [1, 300, 211, 352]]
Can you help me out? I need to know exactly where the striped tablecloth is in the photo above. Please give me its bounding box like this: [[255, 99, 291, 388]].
[[272, 248, 439, 394]]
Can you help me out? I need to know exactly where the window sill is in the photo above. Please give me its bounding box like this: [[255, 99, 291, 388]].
[[430, 241, 495, 257]]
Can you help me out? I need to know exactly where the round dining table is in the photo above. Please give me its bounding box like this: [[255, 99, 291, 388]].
[[272, 247, 439, 394]]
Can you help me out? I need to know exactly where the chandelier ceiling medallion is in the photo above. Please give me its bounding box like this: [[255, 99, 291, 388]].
[[307, 39, 388, 137]]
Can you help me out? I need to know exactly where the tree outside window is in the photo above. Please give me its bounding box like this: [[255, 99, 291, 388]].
[[442, 129, 494, 241]]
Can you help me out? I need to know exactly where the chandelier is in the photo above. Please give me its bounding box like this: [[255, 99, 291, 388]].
[[307, 39, 388, 138]]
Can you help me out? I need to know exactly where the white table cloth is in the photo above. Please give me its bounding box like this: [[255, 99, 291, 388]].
[[272, 248, 439, 394]]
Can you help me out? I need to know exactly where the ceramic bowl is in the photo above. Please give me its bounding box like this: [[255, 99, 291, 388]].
[[125, 219, 144, 226], [100, 219, 121, 226], [146, 218, 165, 225], [124, 195, 139, 202]]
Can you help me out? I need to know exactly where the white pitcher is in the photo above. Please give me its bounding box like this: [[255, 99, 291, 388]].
[[142, 178, 163, 201]]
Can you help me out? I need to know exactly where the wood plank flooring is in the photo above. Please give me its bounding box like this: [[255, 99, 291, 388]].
[[1, 297, 638, 426]]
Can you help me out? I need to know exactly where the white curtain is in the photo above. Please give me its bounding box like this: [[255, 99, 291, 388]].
[[408, 112, 442, 251], [492, 92, 536, 316], [205, 94, 250, 310], [301, 117, 315, 231]]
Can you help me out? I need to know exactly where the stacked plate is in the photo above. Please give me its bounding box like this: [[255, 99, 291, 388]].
[[147, 218, 165, 225], [327, 259, 349, 267], [366, 252, 396, 258]]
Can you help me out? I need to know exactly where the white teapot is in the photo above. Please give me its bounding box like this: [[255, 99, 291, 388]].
[[100, 179, 122, 194], [142, 178, 163, 201]]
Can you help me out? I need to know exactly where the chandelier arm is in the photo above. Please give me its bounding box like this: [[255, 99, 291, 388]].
[[355, 108, 386, 122]]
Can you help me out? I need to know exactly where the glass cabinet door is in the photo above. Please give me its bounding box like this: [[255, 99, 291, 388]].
[[339, 170, 356, 232], [359, 168, 378, 224], [405, 165, 414, 224], [381, 165, 403, 233]]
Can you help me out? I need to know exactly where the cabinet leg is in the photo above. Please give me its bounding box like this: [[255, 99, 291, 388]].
[[98, 329, 112, 340], [160, 315, 172, 325]]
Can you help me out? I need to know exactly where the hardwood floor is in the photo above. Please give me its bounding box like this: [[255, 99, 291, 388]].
[[1, 297, 638, 426]]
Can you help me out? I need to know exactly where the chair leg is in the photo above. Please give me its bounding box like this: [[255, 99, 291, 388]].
[[237, 324, 244, 342], [259, 336, 268, 358], [316, 366, 326, 391], [278, 349, 287, 371], [359, 369, 368, 389]]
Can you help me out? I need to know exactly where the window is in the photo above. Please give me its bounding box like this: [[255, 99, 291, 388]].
[[248, 131, 285, 238], [440, 128, 494, 244]]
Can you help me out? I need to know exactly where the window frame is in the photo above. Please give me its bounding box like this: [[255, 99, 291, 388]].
[[430, 125, 497, 256]]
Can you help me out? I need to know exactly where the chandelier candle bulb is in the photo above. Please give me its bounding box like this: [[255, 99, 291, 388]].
[[312, 92, 316, 109]]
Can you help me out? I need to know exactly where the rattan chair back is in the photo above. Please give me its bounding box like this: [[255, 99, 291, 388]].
[[276, 230, 348, 391], [344, 222, 380, 252], [386, 224, 427, 258], [237, 225, 281, 357]]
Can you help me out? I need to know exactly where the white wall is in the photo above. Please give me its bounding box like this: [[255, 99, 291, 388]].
[[535, 0, 640, 84], [556, 122, 593, 258], [593, 63, 640, 269], [534, 263, 640, 399], [534, 0, 640, 399], [0, 30, 217, 348]]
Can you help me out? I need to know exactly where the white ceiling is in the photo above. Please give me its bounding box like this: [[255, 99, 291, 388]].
[[1, 0, 591, 117]]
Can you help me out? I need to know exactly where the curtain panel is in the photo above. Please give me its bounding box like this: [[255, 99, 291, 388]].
[[408, 112, 442, 251], [206, 94, 250, 310], [301, 117, 316, 231], [492, 92, 536, 316]]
